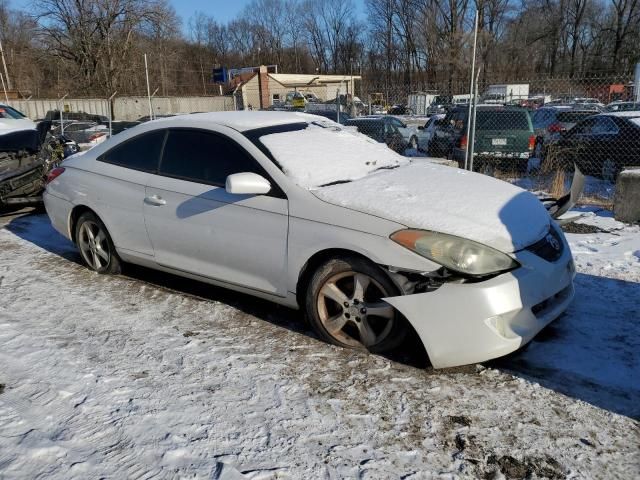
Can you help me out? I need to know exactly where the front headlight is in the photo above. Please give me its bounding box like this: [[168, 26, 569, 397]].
[[391, 229, 519, 276]]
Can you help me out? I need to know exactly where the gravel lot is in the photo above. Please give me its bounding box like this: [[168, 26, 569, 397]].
[[0, 211, 638, 479]]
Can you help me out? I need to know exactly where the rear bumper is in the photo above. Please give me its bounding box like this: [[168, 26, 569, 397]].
[[384, 244, 575, 368], [43, 190, 73, 240]]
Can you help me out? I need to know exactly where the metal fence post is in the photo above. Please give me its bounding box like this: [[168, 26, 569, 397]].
[[108, 91, 117, 137], [464, 10, 479, 170], [59, 93, 68, 136], [635, 63, 640, 103]]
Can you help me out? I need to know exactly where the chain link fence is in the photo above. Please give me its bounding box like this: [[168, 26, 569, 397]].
[[338, 75, 639, 205], [7, 74, 638, 206]]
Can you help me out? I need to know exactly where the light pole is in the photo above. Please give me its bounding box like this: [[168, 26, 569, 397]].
[[59, 93, 68, 136], [464, 10, 479, 171]]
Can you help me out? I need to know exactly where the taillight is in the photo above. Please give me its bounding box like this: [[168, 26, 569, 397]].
[[528, 135, 536, 151], [46, 167, 65, 185], [547, 123, 563, 133], [88, 133, 106, 142], [460, 135, 468, 149]]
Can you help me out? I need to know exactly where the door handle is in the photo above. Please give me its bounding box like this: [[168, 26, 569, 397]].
[[144, 195, 166, 206]]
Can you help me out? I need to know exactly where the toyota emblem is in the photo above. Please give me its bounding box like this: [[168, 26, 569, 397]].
[[546, 234, 561, 251]]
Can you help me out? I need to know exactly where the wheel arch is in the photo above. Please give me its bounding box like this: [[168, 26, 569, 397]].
[[295, 247, 430, 365], [295, 248, 388, 310], [68, 205, 97, 243]]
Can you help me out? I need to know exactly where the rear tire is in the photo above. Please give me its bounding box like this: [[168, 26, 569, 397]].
[[305, 256, 406, 353], [74, 211, 121, 274]]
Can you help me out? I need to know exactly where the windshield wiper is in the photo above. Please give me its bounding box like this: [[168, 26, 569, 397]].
[[319, 179, 352, 187], [318, 164, 401, 188], [373, 164, 400, 172]]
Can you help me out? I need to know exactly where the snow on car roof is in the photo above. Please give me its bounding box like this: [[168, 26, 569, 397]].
[[153, 111, 330, 132], [260, 123, 407, 189]]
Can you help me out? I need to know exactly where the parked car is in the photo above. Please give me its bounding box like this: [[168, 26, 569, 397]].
[[604, 101, 640, 112], [546, 112, 640, 180], [344, 117, 407, 153], [415, 114, 445, 152], [387, 105, 412, 115], [53, 121, 109, 150], [357, 115, 418, 149], [44, 110, 109, 125], [44, 111, 575, 368], [307, 110, 351, 125], [531, 106, 598, 159], [428, 106, 535, 171], [0, 103, 37, 132]]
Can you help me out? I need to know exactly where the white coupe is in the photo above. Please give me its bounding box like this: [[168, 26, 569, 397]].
[[44, 111, 575, 368]]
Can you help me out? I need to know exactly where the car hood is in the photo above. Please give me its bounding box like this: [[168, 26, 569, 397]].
[[312, 161, 551, 253]]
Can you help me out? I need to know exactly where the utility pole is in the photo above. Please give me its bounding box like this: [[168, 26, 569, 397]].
[[0, 40, 11, 91]]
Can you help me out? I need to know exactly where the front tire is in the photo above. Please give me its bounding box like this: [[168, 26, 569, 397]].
[[75, 211, 121, 274], [305, 256, 406, 353]]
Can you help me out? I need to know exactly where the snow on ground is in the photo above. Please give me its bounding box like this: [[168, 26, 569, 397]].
[[0, 212, 639, 479]]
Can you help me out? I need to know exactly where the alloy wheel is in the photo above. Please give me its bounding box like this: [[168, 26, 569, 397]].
[[316, 271, 395, 348], [78, 220, 111, 271]]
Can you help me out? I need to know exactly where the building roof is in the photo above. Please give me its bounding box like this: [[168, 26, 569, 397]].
[[269, 73, 361, 88]]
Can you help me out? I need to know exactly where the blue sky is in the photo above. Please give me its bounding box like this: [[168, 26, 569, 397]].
[[10, 0, 366, 28]]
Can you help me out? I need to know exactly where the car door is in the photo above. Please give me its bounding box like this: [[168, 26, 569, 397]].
[[143, 128, 289, 296], [92, 129, 165, 257]]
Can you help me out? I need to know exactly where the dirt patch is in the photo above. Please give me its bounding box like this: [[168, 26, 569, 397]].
[[486, 454, 565, 479], [447, 415, 472, 427], [561, 222, 604, 234]]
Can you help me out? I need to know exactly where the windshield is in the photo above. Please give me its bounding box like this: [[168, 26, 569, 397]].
[[246, 122, 407, 189], [475, 110, 530, 130], [0, 105, 27, 119]]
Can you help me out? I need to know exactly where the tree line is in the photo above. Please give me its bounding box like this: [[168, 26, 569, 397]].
[[0, 0, 637, 98]]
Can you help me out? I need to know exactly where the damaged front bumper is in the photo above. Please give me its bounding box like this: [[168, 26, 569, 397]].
[[383, 244, 575, 369]]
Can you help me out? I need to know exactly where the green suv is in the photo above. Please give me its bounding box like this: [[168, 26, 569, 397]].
[[428, 106, 535, 171]]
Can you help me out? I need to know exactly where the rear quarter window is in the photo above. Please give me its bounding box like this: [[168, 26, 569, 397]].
[[99, 130, 165, 172]]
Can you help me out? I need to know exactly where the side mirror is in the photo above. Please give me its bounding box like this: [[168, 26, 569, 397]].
[[225, 172, 271, 195], [417, 126, 424, 130]]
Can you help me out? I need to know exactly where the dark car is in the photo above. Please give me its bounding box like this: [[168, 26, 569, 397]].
[[546, 113, 640, 180], [428, 106, 535, 171], [531, 106, 598, 158], [604, 102, 640, 112], [44, 110, 109, 125], [308, 110, 352, 125], [344, 117, 407, 153]]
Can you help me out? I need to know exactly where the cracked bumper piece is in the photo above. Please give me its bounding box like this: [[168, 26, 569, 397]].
[[384, 250, 575, 369]]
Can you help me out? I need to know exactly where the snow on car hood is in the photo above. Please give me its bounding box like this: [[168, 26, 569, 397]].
[[313, 161, 551, 253]]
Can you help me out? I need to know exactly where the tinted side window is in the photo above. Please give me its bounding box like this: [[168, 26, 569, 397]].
[[592, 117, 618, 134], [570, 118, 596, 135], [100, 130, 165, 172], [159, 129, 261, 186]]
